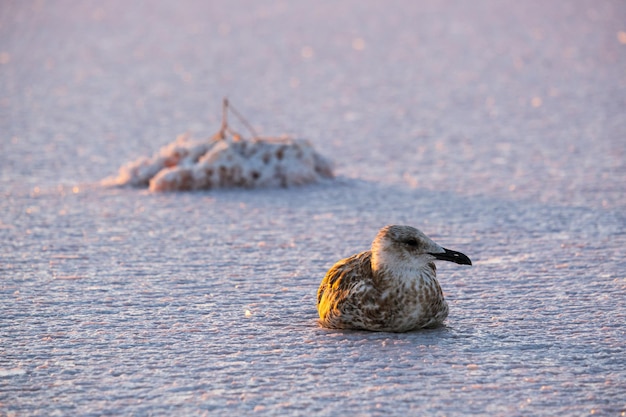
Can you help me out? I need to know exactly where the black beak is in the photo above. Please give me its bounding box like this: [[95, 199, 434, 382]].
[[429, 248, 472, 265]]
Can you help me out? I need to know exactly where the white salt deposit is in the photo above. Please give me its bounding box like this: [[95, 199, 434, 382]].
[[103, 101, 333, 192], [148, 135, 333, 192], [103, 133, 215, 188]]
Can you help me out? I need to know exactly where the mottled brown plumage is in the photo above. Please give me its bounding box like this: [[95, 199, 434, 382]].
[[317, 225, 472, 332]]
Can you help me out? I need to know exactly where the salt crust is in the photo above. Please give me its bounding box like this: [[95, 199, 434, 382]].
[[104, 133, 333, 192]]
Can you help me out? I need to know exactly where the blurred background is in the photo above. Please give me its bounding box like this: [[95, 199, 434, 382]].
[[2, 0, 624, 207]]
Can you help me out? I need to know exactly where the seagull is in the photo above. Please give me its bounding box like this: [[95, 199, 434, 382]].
[[317, 225, 472, 332]]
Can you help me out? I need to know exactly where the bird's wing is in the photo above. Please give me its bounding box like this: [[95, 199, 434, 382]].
[[317, 251, 372, 304], [317, 251, 376, 325]]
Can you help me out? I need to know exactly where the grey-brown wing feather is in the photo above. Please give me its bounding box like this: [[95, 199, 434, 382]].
[[317, 251, 379, 328], [317, 251, 372, 304]]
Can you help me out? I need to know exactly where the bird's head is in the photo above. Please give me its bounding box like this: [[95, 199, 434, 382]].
[[371, 225, 472, 273]]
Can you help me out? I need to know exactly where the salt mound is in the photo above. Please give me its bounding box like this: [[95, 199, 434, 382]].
[[103, 100, 334, 192]]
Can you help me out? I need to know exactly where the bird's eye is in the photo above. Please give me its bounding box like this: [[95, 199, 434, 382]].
[[405, 238, 419, 247]]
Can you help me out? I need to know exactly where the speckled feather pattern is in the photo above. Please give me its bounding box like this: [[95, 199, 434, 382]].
[[317, 225, 469, 332]]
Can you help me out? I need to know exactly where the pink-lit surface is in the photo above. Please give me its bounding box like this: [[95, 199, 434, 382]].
[[1, 1, 625, 415]]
